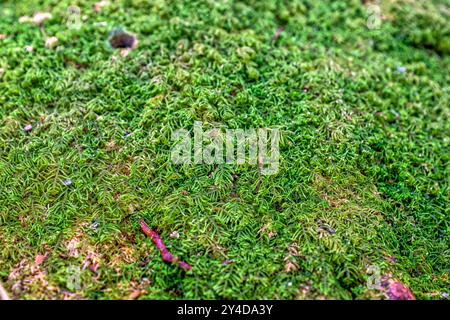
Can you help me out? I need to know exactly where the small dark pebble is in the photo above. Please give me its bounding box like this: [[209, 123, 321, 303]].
[[109, 29, 137, 49]]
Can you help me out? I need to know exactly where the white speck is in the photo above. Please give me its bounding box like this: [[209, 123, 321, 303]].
[[169, 231, 180, 239], [24, 124, 33, 132], [94, 21, 108, 27], [397, 66, 407, 74]]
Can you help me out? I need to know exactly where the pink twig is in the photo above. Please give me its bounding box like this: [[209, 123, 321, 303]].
[[140, 220, 192, 271]]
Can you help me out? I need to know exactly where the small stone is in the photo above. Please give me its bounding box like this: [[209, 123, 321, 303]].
[[63, 179, 73, 187], [109, 29, 138, 50], [397, 66, 407, 74], [442, 293, 449, 299], [222, 260, 233, 265], [25, 45, 34, 53], [45, 36, 58, 49], [24, 124, 33, 132]]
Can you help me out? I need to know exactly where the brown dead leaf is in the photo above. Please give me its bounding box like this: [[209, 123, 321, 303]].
[[128, 289, 146, 300], [120, 247, 136, 264], [67, 237, 81, 258], [284, 259, 298, 273], [35, 253, 49, 266], [257, 225, 267, 234], [284, 243, 301, 273], [257, 224, 277, 239], [125, 278, 150, 300], [7, 258, 60, 299], [288, 243, 300, 256], [82, 252, 101, 273], [62, 290, 83, 300], [105, 140, 118, 152], [267, 231, 277, 239], [89, 262, 100, 273]]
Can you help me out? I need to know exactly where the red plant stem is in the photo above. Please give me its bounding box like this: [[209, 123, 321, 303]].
[[140, 219, 192, 271]]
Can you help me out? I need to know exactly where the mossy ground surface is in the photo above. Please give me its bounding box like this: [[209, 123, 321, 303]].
[[0, 0, 448, 299]]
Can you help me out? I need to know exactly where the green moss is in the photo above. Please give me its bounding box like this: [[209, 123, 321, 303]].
[[0, 0, 448, 299]]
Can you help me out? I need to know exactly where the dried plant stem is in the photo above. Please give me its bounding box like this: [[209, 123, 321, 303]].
[[39, 26, 47, 39]]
